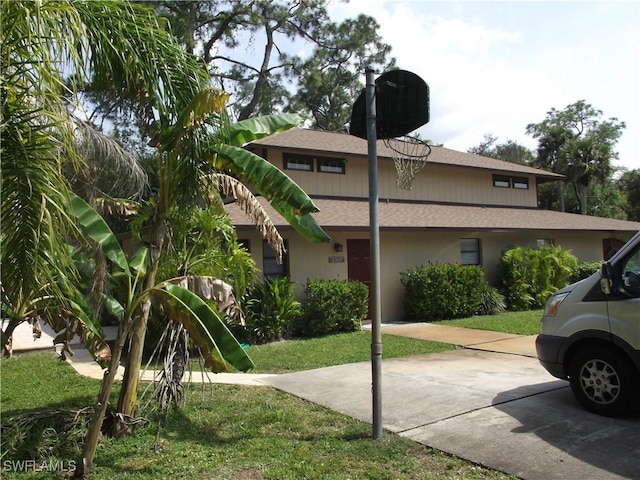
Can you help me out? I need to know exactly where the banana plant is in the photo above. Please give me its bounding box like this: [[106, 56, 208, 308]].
[[70, 193, 253, 476], [214, 114, 331, 244]]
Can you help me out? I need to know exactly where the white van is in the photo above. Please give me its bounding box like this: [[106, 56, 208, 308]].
[[536, 230, 640, 416]]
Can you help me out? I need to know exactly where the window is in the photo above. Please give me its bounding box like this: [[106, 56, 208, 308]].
[[493, 175, 510, 188], [263, 240, 289, 279], [318, 157, 345, 174], [283, 153, 346, 174], [536, 238, 554, 248], [512, 177, 529, 189], [238, 239, 250, 252], [460, 238, 480, 265], [493, 174, 529, 190], [283, 154, 313, 171], [620, 245, 640, 297]]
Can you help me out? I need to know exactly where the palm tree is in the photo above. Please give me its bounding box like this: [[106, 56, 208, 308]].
[[2, 1, 330, 476], [1, 0, 208, 352]]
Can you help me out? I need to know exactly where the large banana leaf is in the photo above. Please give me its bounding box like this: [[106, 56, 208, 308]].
[[216, 145, 330, 243], [70, 193, 130, 275], [275, 206, 332, 244], [151, 283, 254, 373], [228, 114, 301, 146], [48, 297, 111, 368]]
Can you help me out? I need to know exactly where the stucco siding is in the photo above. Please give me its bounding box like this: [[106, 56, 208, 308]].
[[236, 227, 636, 323]]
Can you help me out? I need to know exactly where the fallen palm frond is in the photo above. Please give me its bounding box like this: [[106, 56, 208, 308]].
[[0, 408, 92, 463]]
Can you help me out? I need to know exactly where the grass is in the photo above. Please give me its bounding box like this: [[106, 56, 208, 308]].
[[1, 352, 516, 480], [245, 331, 456, 373], [434, 309, 543, 336]]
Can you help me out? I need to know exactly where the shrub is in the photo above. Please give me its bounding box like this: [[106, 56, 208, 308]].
[[498, 244, 578, 311], [476, 284, 506, 316], [244, 276, 301, 344], [295, 279, 368, 337], [400, 264, 485, 321], [571, 261, 602, 283]]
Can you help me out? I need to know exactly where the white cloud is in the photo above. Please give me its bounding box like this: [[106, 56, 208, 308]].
[[327, 1, 640, 170]]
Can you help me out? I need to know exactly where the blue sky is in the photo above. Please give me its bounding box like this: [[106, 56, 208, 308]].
[[327, 0, 639, 171]]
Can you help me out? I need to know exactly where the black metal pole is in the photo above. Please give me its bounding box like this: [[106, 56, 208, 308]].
[[365, 67, 383, 440]]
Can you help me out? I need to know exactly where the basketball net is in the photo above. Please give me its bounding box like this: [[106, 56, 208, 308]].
[[382, 135, 432, 190]]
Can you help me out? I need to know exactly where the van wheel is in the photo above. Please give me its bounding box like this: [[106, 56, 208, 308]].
[[568, 347, 639, 417]]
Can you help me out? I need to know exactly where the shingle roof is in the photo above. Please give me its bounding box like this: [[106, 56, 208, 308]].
[[225, 197, 640, 233], [247, 128, 563, 180]]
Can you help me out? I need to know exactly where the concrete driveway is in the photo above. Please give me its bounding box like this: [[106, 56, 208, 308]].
[[261, 324, 640, 480]]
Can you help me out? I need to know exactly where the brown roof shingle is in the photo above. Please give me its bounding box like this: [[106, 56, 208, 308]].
[[226, 197, 640, 233]]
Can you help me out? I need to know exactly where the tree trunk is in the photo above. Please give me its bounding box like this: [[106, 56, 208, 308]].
[[76, 323, 128, 478], [237, 24, 275, 120], [578, 182, 588, 215], [557, 180, 565, 212], [116, 223, 165, 422]]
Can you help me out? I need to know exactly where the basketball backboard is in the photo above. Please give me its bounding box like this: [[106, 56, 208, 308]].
[[349, 69, 429, 140]]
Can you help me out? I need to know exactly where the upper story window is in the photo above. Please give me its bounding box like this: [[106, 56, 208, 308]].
[[284, 153, 313, 171], [283, 153, 346, 174], [512, 177, 529, 189], [493, 175, 510, 188], [493, 174, 529, 190], [318, 157, 345, 174]]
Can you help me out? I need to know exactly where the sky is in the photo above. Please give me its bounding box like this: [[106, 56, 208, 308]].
[[323, 0, 640, 172]]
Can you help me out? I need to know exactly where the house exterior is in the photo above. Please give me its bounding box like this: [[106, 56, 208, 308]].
[[224, 128, 640, 322]]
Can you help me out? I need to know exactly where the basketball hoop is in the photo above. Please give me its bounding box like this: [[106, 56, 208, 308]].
[[383, 135, 432, 190]]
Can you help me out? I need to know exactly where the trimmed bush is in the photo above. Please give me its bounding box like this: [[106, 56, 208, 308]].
[[400, 264, 485, 321], [571, 261, 602, 283], [498, 244, 578, 311], [295, 279, 368, 337]]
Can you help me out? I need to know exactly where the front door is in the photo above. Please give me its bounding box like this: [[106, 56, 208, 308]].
[[347, 239, 371, 319]]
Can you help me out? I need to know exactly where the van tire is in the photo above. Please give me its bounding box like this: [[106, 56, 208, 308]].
[[568, 346, 639, 417]]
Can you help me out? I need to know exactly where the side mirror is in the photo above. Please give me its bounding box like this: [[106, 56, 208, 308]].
[[600, 262, 613, 295]]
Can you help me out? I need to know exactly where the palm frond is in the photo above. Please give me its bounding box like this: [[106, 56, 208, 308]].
[[72, 119, 149, 201], [211, 174, 285, 262]]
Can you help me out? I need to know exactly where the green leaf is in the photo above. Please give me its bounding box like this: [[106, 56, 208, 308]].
[[129, 246, 149, 276], [276, 207, 332, 244], [228, 114, 301, 146], [70, 193, 130, 275], [151, 284, 254, 372], [216, 145, 331, 242], [217, 145, 318, 214], [103, 294, 125, 323]]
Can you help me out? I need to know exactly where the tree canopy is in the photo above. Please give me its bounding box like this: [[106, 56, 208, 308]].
[[148, 0, 395, 127], [467, 133, 534, 165], [526, 100, 626, 215]]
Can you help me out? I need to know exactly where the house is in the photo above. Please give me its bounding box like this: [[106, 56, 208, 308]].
[[224, 128, 640, 322]]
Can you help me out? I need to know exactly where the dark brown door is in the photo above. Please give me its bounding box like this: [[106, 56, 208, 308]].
[[347, 239, 371, 319]]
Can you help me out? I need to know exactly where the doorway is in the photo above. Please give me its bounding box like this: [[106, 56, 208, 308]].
[[347, 239, 371, 319]]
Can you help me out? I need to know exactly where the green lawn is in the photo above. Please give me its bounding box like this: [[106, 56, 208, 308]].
[[434, 309, 543, 336], [245, 331, 455, 373], [1, 352, 516, 480]]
